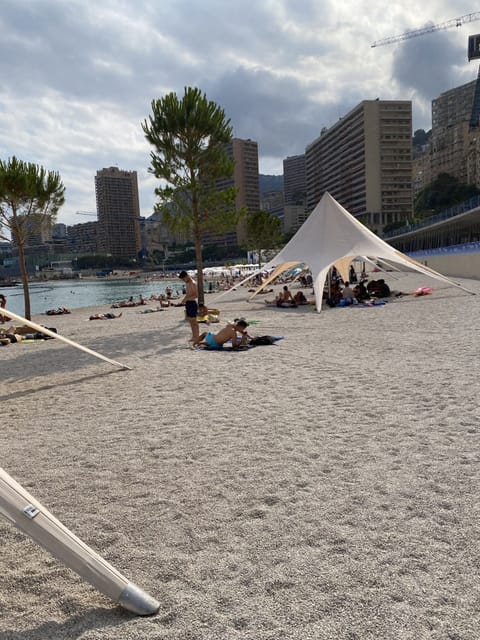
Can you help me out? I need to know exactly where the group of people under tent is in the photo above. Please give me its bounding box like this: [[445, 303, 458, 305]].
[[325, 277, 391, 308], [264, 285, 310, 308]]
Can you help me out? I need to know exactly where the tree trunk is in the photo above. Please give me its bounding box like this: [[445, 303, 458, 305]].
[[17, 242, 31, 320], [195, 234, 204, 305], [191, 190, 204, 305]]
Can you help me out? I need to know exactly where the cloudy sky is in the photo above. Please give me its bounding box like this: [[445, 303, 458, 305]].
[[0, 0, 478, 226]]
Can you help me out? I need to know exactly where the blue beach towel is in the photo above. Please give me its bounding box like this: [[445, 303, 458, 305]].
[[199, 336, 284, 351]]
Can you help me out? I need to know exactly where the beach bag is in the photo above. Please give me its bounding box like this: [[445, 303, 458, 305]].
[[249, 335, 276, 346]]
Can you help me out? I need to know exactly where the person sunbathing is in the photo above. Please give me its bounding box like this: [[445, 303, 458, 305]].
[[1, 325, 57, 342], [89, 312, 122, 320], [0, 327, 25, 345], [112, 296, 136, 308], [265, 286, 298, 307], [293, 290, 308, 305], [197, 303, 220, 323], [278, 285, 295, 305], [46, 306, 71, 315], [193, 319, 249, 350]]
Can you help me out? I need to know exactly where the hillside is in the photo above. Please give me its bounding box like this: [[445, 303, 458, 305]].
[[259, 174, 283, 195]]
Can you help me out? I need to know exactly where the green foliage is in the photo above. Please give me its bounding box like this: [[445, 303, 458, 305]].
[[142, 86, 241, 301], [414, 173, 480, 217], [0, 157, 65, 241], [259, 174, 284, 195], [0, 156, 65, 318], [242, 210, 283, 264], [412, 128, 431, 149], [382, 220, 409, 234]]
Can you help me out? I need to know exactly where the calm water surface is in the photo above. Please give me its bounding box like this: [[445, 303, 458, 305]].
[[3, 278, 183, 317]]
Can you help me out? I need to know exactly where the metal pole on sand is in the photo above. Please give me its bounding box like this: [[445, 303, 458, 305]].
[[1, 307, 131, 371]]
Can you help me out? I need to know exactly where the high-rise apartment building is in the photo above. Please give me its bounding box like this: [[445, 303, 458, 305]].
[[52, 223, 67, 239], [431, 79, 477, 184], [95, 166, 141, 259], [283, 154, 306, 206], [231, 138, 260, 217], [283, 153, 307, 233], [412, 78, 480, 192], [204, 138, 260, 246], [260, 191, 284, 220], [283, 205, 309, 234], [67, 221, 99, 254], [305, 100, 413, 231]]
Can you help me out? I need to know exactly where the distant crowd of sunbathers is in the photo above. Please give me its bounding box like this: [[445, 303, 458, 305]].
[[111, 288, 181, 309]]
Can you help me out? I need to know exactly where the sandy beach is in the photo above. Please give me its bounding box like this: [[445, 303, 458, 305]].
[[1, 271, 480, 640]]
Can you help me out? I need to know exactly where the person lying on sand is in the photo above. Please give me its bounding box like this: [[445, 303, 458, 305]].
[[89, 312, 122, 320], [46, 306, 71, 315], [0, 331, 23, 345], [193, 319, 249, 350], [1, 325, 57, 343], [150, 294, 167, 307]]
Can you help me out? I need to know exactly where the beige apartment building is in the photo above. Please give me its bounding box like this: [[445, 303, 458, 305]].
[[204, 138, 260, 247], [283, 204, 309, 234], [231, 138, 260, 217], [283, 154, 307, 233], [283, 154, 306, 206], [412, 151, 433, 197], [95, 166, 142, 260], [305, 100, 413, 232], [412, 78, 480, 197], [67, 221, 99, 254], [431, 79, 478, 185]]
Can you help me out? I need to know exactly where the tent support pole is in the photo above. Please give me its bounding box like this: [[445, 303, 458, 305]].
[[0, 467, 159, 615], [1, 307, 131, 370]]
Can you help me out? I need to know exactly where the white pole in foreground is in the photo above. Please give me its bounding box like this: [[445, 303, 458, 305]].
[[1, 306, 131, 371], [0, 468, 159, 616]]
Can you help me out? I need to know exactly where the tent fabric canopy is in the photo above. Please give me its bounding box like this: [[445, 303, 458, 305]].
[[252, 192, 475, 312]]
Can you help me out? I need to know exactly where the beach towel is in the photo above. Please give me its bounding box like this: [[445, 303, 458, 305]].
[[198, 336, 283, 351]]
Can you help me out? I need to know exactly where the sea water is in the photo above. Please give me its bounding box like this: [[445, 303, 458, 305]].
[[2, 278, 184, 317]]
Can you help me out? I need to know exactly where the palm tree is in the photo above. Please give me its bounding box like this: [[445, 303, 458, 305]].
[[142, 86, 240, 303], [0, 157, 65, 319]]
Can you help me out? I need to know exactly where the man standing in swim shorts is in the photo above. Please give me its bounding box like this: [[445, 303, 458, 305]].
[[179, 271, 199, 343]]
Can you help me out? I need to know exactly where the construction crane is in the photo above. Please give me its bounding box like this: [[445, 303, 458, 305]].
[[76, 211, 97, 217], [371, 13, 480, 131], [371, 12, 480, 48]]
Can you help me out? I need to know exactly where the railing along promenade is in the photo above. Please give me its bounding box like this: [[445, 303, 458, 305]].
[[383, 194, 480, 240]]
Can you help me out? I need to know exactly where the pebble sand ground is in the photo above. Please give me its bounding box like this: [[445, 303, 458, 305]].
[[1, 272, 480, 640]]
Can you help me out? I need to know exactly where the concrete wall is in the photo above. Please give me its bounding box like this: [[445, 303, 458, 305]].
[[413, 253, 480, 279]]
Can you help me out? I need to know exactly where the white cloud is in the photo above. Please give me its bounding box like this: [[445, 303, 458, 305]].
[[0, 0, 478, 225]]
